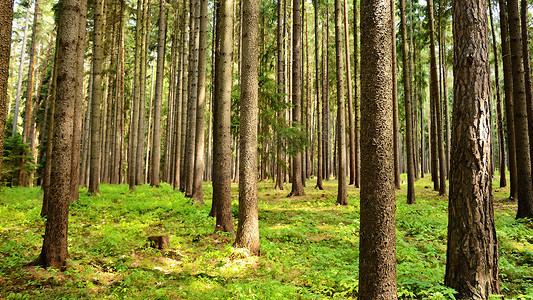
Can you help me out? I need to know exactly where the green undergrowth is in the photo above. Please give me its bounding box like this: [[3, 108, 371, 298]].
[[0, 175, 532, 299]]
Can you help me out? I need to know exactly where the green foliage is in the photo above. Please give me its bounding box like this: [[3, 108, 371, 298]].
[[1, 177, 532, 299], [1, 129, 37, 187]]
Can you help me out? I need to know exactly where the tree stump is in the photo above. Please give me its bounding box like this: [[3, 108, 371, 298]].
[[147, 234, 169, 250]]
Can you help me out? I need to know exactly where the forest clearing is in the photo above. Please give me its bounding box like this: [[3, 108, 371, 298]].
[[1, 176, 532, 299]]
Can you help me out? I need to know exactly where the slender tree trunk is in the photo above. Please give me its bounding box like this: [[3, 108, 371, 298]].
[[150, 0, 167, 187], [89, 0, 105, 196], [323, 9, 330, 181], [428, 0, 441, 192], [0, 0, 14, 191], [334, 0, 347, 205], [35, 0, 87, 269], [314, 0, 324, 190], [445, 0, 500, 296], [289, 0, 305, 197], [400, 0, 415, 204], [521, 0, 533, 178], [275, 0, 285, 190], [353, 0, 360, 188], [234, 0, 260, 255], [489, 0, 507, 187], [499, 0, 518, 199], [342, 0, 355, 186], [392, 0, 400, 190], [359, 0, 397, 298], [22, 0, 39, 146], [508, 0, 533, 218]]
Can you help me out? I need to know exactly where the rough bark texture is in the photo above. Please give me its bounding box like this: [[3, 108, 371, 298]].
[[508, 0, 533, 218], [89, 0, 105, 196], [35, 0, 87, 269], [358, 1, 397, 299], [289, 0, 305, 197], [150, 0, 167, 187], [334, 0, 347, 205], [212, 0, 234, 232], [192, 0, 208, 203], [498, 0, 518, 199], [234, 0, 260, 255], [0, 0, 14, 190], [488, 0, 507, 187], [400, 0, 415, 204], [445, 1, 501, 297]]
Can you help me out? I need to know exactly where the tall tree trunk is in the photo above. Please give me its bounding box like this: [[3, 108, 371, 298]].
[[322, 9, 330, 181], [359, 0, 397, 298], [392, 0, 401, 190], [521, 0, 533, 178], [334, 0, 347, 205], [0, 0, 14, 191], [499, 0, 518, 199], [89, 0, 105, 196], [178, 0, 189, 191], [275, 0, 285, 190], [234, 0, 260, 255], [445, 0, 501, 296], [489, 0, 507, 187], [400, 0, 415, 204], [192, 0, 208, 202], [150, 0, 167, 187], [353, 0, 360, 188], [314, 0, 324, 190], [22, 0, 39, 146], [11, 2, 31, 137], [212, 0, 234, 232], [343, 0, 355, 186], [289, 0, 305, 197], [35, 0, 87, 269], [508, 0, 533, 218]]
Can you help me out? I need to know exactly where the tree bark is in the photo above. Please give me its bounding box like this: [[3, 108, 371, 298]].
[[392, 0, 400, 190], [314, 0, 324, 190], [234, 0, 260, 255], [334, 0, 347, 205], [0, 0, 14, 191], [22, 0, 39, 146], [507, 0, 533, 218], [445, 0, 501, 296], [498, 0, 518, 200], [358, 0, 397, 298], [343, 0, 355, 186], [353, 0, 360, 188], [521, 0, 533, 180]]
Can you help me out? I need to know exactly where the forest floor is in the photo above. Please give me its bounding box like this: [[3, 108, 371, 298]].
[[0, 175, 532, 299]]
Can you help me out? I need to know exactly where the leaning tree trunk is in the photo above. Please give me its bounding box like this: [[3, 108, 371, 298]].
[[234, 0, 260, 255], [35, 0, 87, 269], [358, 0, 397, 298], [498, 0, 518, 200], [445, 0, 501, 297], [289, 0, 305, 197], [0, 0, 14, 191], [507, 0, 533, 218], [150, 0, 167, 187], [400, 0, 415, 204], [334, 0, 347, 205]]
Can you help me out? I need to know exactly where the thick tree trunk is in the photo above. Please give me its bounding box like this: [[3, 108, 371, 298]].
[[445, 0, 501, 297], [0, 0, 14, 191], [88, 0, 105, 196], [212, 0, 234, 232], [358, 0, 397, 298], [400, 0, 415, 204], [289, 0, 305, 197], [499, 0, 518, 200], [334, 0, 347, 205], [507, 0, 533, 218], [35, 0, 87, 269], [234, 0, 260, 255], [150, 0, 167, 187]]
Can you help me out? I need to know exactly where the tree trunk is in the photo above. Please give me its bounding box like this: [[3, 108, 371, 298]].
[[334, 0, 347, 205], [489, 0, 506, 187], [89, 0, 105, 196], [314, 0, 324, 190], [35, 0, 87, 269], [400, 0, 415, 204], [212, 0, 234, 232], [445, 0, 501, 296], [22, 0, 39, 146], [343, 0, 355, 186], [322, 9, 330, 181], [0, 0, 14, 192], [499, 0, 518, 200], [234, 0, 260, 255], [392, 0, 400, 190], [192, 0, 208, 203], [150, 0, 167, 187], [289, 0, 305, 197], [358, 0, 397, 298], [275, 0, 285, 190], [428, 0, 441, 193], [507, 0, 533, 218], [353, 0, 360, 188], [521, 0, 533, 180]]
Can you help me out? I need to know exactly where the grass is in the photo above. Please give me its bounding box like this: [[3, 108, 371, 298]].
[[0, 175, 532, 299]]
